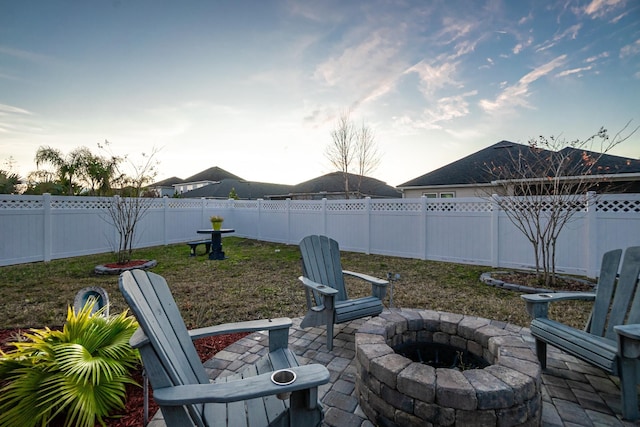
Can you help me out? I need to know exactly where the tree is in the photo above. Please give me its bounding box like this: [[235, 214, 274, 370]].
[[228, 187, 239, 199], [101, 143, 160, 264], [326, 112, 356, 198], [34, 146, 92, 195], [0, 170, 21, 194], [485, 123, 638, 286], [325, 111, 381, 198], [355, 121, 380, 194], [80, 151, 122, 196]]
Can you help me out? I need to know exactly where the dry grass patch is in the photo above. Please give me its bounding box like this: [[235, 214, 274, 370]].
[[0, 237, 591, 330]]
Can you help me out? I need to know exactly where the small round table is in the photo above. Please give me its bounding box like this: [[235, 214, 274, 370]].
[[197, 229, 235, 260]]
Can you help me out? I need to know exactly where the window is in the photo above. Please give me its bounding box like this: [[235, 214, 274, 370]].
[[422, 192, 455, 198]]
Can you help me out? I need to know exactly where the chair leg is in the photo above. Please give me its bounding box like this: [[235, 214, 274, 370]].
[[619, 357, 639, 420], [326, 321, 334, 351], [535, 339, 547, 369], [143, 368, 149, 426], [290, 387, 323, 427]]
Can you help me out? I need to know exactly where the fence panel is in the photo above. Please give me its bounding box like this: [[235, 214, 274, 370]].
[[1, 193, 639, 278], [0, 195, 46, 264]]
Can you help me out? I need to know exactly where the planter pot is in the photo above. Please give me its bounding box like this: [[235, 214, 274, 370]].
[[211, 221, 223, 230]]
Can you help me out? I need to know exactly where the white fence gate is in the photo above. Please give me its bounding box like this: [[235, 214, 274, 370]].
[[1, 193, 639, 278]]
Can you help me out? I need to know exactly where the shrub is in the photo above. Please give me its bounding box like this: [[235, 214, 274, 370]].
[[0, 300, 139, 427]]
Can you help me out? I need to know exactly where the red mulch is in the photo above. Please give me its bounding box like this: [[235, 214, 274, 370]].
[[102, 260, 151, 269], [0, 328, 248, 427]]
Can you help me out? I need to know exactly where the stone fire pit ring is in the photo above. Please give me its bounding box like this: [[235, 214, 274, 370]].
[[355, 309, 541, 427]]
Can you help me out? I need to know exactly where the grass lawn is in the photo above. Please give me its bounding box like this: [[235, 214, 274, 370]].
[[0, 237, 591, 331]]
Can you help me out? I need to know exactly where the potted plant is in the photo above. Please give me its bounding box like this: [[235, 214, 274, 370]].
[[210, 215, 224, 230]]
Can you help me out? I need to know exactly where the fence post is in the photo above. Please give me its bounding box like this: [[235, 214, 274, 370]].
[[491, 194, 500, 268], [322, 198, 328, 235], [201, 197, 207, 227], [43, 193, 52, 262], [257, 199, 263, 240], [585, 191, 598, 279], [162, 196, 169, 245], [365, 197, 371, 254], [286, 198, 292, 244], [421, 196, 428, 260]]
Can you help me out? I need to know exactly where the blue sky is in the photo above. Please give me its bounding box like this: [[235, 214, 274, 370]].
[[1, 0, 639, 187]]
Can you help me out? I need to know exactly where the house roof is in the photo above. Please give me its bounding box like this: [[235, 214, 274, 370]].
[[398, 140, 640, 188], [180, 178, 293, 199], [151, 176, 184, 187], [183, 166, 243, 183], [289, 172, 402, 198]]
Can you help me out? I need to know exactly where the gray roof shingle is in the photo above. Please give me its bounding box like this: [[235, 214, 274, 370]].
[[399, 141, 640, 188]]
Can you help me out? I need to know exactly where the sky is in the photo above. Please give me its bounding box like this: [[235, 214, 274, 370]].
[[1, 0, 639, 187]]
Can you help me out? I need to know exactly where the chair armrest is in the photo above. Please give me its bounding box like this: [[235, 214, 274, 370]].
[[153, 364, 330, 405], [521, 292, 596, 319], [130, 319, 293, 348], [298, 276, 339, 296], [615, 325, 640, 359], [188, 317, 292, 341], [343, 270, 389, 288]]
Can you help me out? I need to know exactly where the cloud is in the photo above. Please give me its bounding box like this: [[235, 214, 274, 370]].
[[0, 45, 56, 65], [436, 17, 475, 45], [426, 90, 478, 123], [313, 28, 407, 98], [582, 0, 627, 19], [518, 12, 534, 25], [513, 37, 533, 54], [0, 104, 32, 116], [620, 39, 640, 58], [535, 24, 582, 52], [585, 51, 610, 62], [479, 55, 567, 113], [391, 90, 478, 132], [556, 65, 593, 77], [405, 60, 460, 98]]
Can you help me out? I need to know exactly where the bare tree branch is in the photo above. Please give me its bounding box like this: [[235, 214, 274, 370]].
[[484, 124, 638, 286]]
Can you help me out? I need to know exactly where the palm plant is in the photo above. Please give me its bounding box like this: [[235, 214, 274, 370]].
[[0, 170, 21, 194], [0, 300, 140, 427]]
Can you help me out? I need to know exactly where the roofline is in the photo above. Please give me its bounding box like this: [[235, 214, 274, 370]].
[[174, 180, 218, 187], [491, 172, 640, 185], [397, 183, 496, 191]]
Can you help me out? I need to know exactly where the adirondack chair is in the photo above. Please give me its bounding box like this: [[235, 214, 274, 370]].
[[119, 269, 330, 427], [522, 246, 640, 420], [298, 235, 388, 350]]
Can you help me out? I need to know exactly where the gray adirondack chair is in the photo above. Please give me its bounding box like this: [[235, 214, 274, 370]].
[[298, 235, 388, 350], [119, 269, 330, 427], [522, 246, 640, 420]]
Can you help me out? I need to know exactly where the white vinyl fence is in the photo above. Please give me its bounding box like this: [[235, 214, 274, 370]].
[[1, 193, 639, 278]]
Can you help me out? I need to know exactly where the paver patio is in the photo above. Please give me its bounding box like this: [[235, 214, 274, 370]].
[[148, 310, 638, 427]]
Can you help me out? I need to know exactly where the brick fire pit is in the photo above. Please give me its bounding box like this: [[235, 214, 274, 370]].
[[355, 309, 542, 427]]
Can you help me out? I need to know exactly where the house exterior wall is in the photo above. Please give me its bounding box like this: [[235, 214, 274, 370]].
[[402, 185, 502, 198], [174, 181, 213, 194]]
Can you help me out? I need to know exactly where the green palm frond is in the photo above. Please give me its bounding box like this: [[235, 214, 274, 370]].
[[0, 298, 139, 427]]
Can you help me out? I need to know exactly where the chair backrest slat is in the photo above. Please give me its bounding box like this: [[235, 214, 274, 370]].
[[588, 249, 622, 337], [300, 235, 348, 301], [119, 269, 210, 425], [605, 247, 640, 339], [617, 247, 640, 327]]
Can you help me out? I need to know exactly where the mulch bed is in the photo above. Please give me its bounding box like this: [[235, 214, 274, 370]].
[[490, 271, 595, 292], [0, 328, 248, 427]]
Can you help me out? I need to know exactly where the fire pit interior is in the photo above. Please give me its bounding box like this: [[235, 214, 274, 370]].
[[355, 309, 541, 427], [394, 341, 489, 370]]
